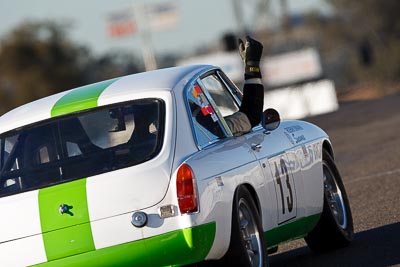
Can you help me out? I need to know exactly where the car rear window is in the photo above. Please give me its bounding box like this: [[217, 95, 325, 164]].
[[0, 98, 164, 197]]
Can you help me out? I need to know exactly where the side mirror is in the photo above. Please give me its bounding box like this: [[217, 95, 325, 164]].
[[262, 108, 280, 131]]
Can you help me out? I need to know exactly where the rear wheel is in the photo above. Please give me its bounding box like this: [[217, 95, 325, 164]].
[[305, 149, 354, 252], [222, 186, 268, 267]]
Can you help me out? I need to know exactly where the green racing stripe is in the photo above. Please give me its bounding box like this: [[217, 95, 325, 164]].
[[34, 222, 216, 267], [38, 178, 95, 261], [42, 77, 119, 259], [265, 213, 321, 248], [50, 78, 119, 117]]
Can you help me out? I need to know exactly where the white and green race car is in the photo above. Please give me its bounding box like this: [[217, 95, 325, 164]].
[[0, 65, 353, 266]]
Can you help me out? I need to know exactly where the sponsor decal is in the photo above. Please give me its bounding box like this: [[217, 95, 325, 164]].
[[284, 125, 303, 133], [210, 113, 218, 122], [201, 106, 214, 116], [192, 85, 202, 98], [192, 85, 218, 121], [293, 134, 306, 144], [284, 125, 306, 144]]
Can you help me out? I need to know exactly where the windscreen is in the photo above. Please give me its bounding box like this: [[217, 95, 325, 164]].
[[0, 98, 164, 197]]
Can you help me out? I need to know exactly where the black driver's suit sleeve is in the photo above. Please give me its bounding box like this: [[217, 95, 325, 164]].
[[240, 81, 264, 128]]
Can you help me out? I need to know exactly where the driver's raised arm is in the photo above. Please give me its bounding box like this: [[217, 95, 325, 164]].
[[225, 36, 264, 135]]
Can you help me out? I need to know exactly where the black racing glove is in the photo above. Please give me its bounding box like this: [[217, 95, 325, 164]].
[[238, 36, 263, 79]]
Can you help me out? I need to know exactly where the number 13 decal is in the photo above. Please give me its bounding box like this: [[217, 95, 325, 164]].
[[273, 157, 297, 223]]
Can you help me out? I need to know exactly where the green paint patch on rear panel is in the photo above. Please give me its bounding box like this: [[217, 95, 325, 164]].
[[38, 178, 95, 261], [42, 223, 95, 261]]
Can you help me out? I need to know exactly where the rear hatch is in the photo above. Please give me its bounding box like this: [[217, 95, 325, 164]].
[[0, 98, 170, 262]]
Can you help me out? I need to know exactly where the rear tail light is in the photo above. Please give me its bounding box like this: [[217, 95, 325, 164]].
[[176, 164, 198, 214]]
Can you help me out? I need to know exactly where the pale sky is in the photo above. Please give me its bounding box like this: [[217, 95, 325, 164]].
[[0, 0, 331, 58]]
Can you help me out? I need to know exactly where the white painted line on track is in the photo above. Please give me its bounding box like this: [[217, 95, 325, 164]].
[[345, 169, 400, 185]]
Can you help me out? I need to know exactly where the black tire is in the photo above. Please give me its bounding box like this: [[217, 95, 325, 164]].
[[305, 149, 354, 252], [222, 186, 268, 267]]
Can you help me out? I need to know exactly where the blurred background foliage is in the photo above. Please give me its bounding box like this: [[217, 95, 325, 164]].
[[0, 21, 88, 111], [0, 0, 399, 115], [0, 21, 142, 114], [260, 0, 400, 94], [325, 0, 400, 85]]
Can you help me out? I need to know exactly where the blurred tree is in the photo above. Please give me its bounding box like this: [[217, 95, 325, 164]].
[[157, 53, 178, 69], [329, 0, 400, 39], [0, 21, 90, 111], [86, 51, 142, 82], [326, 0, 400, 81], [0, 20, 143, 115]]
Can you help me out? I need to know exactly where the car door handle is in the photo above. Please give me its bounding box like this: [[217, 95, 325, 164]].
[[251, 143, 262, 152]]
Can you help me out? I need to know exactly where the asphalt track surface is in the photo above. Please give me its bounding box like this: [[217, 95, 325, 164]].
[[269, 93, 400, 266]]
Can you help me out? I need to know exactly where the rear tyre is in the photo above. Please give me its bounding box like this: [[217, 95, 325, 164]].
[[222, 186, 268, 267], [305, 149, 354, 252]]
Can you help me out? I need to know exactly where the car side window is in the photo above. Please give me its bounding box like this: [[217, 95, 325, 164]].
[[201, 74, 240, 117], [187, 83, 226, 147]]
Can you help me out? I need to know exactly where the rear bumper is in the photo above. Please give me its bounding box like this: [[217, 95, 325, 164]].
[[34, 222, 216, 267]]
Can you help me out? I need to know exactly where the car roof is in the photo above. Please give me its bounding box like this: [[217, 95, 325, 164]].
[[0, 65, 216, 134]]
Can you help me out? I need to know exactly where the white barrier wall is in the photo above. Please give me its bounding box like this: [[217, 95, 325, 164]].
[[264, 79, 339, 120]]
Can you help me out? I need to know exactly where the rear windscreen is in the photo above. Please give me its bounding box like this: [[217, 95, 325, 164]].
[[0, 98, 164, 197]]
